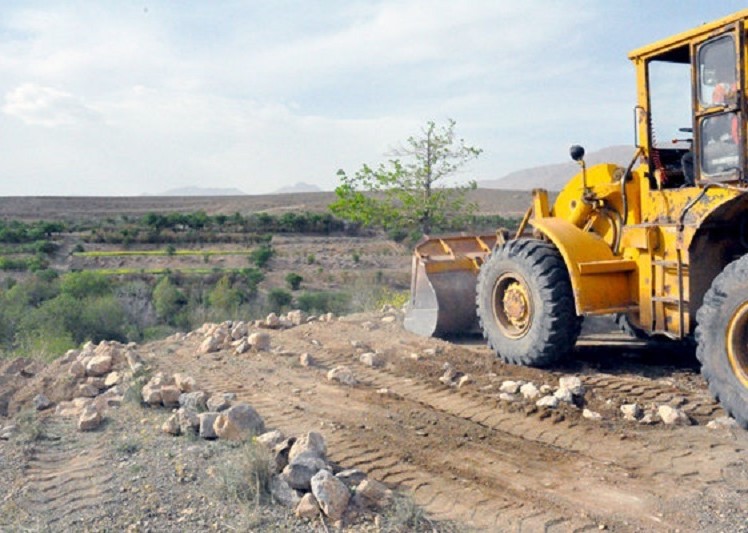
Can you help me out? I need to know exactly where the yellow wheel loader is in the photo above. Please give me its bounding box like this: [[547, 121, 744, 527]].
[[404, 9, 748, 428]]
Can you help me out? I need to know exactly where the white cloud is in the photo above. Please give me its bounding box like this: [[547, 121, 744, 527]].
[[2, 83, 98, 127]]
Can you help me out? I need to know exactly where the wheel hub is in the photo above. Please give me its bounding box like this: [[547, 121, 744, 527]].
[[503, 283, 530, 328], [726, 302, 748, 388], [492, 274, 533, 339]]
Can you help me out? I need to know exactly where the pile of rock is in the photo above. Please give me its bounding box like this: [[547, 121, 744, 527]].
[[619, 402, 693, 426], [186, 321, 271, 355], [257, 311, 336, 330], [259, 430, 392, 524], [55, 340, 144, 432]]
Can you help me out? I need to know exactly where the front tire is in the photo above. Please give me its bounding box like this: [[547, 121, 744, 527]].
[[695, 254, 748, 429], [476, 239, 581, 367]]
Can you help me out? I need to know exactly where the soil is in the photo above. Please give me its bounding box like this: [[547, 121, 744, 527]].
[[1, 312, 747, 532]]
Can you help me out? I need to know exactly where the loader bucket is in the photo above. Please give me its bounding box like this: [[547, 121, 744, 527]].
[[404, 235, 497, 338]]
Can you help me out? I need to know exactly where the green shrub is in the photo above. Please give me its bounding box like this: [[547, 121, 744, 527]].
[[285, 272, 303, 291], [296, 291, 350, 315], [60, 271, 111, 299], [152, 276, 187, 324], [267, 288, 292, 312], [165, 244, 177, 256], [306, 253, 316, 265], [209, 275, 242, 312], [250, 245, 274, 269]]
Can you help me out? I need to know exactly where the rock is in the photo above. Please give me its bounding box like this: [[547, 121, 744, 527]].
[[85, 355, 113, 377], [350, 340, 370, 350], [520, 383, 540, 400], [272, 438, 296, 473], [457, 374, 471, 389], [213, 403, 265, 441], [311, 470, 350, 521], [271, 476, 301, 507], [104, 371, 122, 388], [354, 479, 391, 510], [234, 340, 250, 355], [141, 384, 162, 405], [639, 413, 656, 425], [265, 313, 281, 328], [707, 416, 739, 429], [69, 361, 86, 379], [198, 412, 220, 439], [299, 353, 313, 367], [206, 395, 231, 412], [178, 408, 199, 434], [179, 391, 208, 411], [0, 425, 16, 440], [87, 376, 107, 390], [558, 376, 585, 397], [657, 405, 691, 425], [439, 367, 457, 386], [359, 352, 383, 367], [582, 409, 603, 421], [620, 403, 642, 421], [335, 469, 367, 489], [500, 380, 522, 394], [77, 405, 102, 431], [287, 310, 307, 326], [289, 432, 327, 463], [56, 397, 91, 418], [201, 335, 222, 354], [160, 385, 181, 407], [77, 383, 101, 398], [162, 414, 181, 435], [381, 315, 397, 324], [230, 321, 248, 340], [423, 348, 438, 356], [361, 321, 378, 331], [539, 384, 553, 394], [257, 430, 286, 449], [499, 392, 516, 402], [173, 373, 196, 393], [327, 366, 356, 386], [248, 332, 271, 351], [295, 493, 320, 519], [536, 395, 559, 408], [33, 394, 52, 411], [282, 462, 321, 491], [150, 372, 175, 387], [125, 350, 143, 371], [553, 387, 575, 404]]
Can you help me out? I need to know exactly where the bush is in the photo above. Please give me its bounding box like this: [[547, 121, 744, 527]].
[[60, 271, 111, 299], [250, 245, 274, 269], [267, 288, 292, 312], [296, 291, 351, 315], [209, 275, 242, 312], [152, 276, 187, 324], [285, 272, 303, 291], [214, 441, 274, 505]]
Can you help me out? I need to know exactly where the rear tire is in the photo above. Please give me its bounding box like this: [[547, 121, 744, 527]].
[[695, 254, 748, 429], [476, 239, 581, 367]]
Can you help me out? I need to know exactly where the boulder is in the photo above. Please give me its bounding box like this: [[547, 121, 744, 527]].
[[289, 432, 327, 463], [125, 350, 144, 371], [553, 388, 575, 404], [230, 321, 248, 340], [198, 412, 220, 439], [295, 493, 320, 519], [359, 353, 383, 368], [33, 394, 53, 411], [234, 340, 250, 355], [282, 463, 320, 491], [248, 332, 271, 351], [162, 414, 181, 435], [69, 361, 86, 379], [335, 469, 367, 489], [287, 310, 306, 326], [160, 385, 181, 407], [620, 403, 642, 421], [213, 403, 265, 441], [178, 408, 200, 434], [499, 393, 517, 402], [85, 355, 113, 377], [77, 405, 102, 431], [150, 373, 175, 387], [582, 409, 603, 421], [77, 383, 101, 398], [707, 416, 739, 429], [104, 372, 122, 388], [558, 376, 585, 397], [457, 374, 471, 389], [265, 313, 281, 328], [272, 437, 296, 473], [520, 383, 540, 400], [311, 470, 350, 521], [271, 476, 301, 508], [327, 366, 356, 386], [658, 405, 691, 425], [173, 373, 196, 393], [256, 429, 286, 449], [353, 479, 391, 510], [179, 391, 208, 411], [200, 336, 221, 354], [206, 394, 232, 412], [536, 395, 559, 408], [141, 384, 162, 406], [499, 380, 522, 394]]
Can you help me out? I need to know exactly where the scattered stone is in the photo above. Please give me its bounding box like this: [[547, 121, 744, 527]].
[[558, 376, 585, 397], [354, 479, 391, 510], [206, 395, 231, 412], [499, 392, 516, 402], [295, 493, 320, 519], [287, 310, 307, 326], [77, 383, 101, 398], [457, 374, 471, 389], [85, 355, 113, 377], [141, 384, 162, 405], [160, 385, 182, 407], [33, 394, 52, 411], [335, 469, 367, 489], [311, 470, 350, 521], [161, 414, 181, 435], [500, 380, 522, 394], [359, 352, 383, 368], [439, 366, 457, 386], [327, 366, 356, 386], [230, 322, 248, 340], [179, 391, 208, 411], [104, 371, 122, 388], [125, 350, 144, 371], [536, 395, 559, 408], [173, 373, 196, 393], [289, 432, 327, 463], [198, 412, 219, 439], [178, 408, 199, 434], [620, 403, 642, 421], [69, 361, 86, 379], [265, 313, 281, 328], [707, 416, 739, 429], [271, 476, 301, 508], [234, 340, 250, 355], [257, 430, 286, 449], [539, 384, 553, 394], [657, 405, 691, 425], [248, 332, 271, 351], [350, 340, 370, 350], [200, 336, 221, 354], [151, 373, 175, 387], [77, 405, 102, 431], [553, 388, 575, 404], [583, 409, 603, 421], [213, 403, 265, 440], [282, 462, 322, 491], [299, 353, 313, 367], [381, 316, 397, 324], [520, 383, 540, 400]]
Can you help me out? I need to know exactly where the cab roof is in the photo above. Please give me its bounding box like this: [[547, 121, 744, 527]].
[[628, 8, 748, 62]]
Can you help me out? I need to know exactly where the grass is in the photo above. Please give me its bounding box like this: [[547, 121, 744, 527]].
[[379, 492, 467, 532], [214, 441, 274, 506], [73, 249, 254, 258], [15, 409, 47, 443]]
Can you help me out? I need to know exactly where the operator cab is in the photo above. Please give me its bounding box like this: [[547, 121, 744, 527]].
[[631, 15, 745, 188]]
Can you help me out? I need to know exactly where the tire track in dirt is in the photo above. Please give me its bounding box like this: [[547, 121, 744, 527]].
[[18, 419, 115, 527]]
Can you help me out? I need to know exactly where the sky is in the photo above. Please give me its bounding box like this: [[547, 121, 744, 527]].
[[1, 1, 747, 196]]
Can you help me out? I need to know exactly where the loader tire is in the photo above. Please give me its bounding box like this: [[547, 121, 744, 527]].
[[695, 254, 748, 429], [476, 239, 581, 367]]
